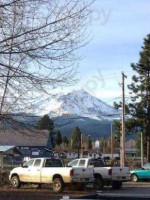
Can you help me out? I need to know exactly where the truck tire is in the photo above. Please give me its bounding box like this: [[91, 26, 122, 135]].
[[130, 174, 138, 182], [93, 176, 104, 190], [53, 177, 64, 193], [11, 175, 21, 189], [112, 181, 122, 189]]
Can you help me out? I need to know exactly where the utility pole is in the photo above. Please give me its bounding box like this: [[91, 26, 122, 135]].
[[111, 124, 114, 160], [103, 140, 106, 158], [81, 133, 83, 158], [120, 72, 127, 167], [141, 132, 144, 167]]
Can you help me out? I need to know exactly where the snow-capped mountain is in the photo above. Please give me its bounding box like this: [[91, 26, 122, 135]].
[[41, 90, 120, 120]]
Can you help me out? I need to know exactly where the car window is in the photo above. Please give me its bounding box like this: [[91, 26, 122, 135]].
[[79, 160, 86, 167], [143, 163, 150, 169], [88, 159, 105, 167], [23, 159, 34, 167], [69, 160, 78, 167], [33, 159, 41, 167], [44, 159, 63, 167]]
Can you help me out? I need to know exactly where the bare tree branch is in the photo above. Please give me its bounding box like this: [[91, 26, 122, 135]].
[[0, 0, 93, 132]]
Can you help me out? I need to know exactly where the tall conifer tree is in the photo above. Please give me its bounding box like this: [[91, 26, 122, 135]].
[[128, 34, 150, 160]]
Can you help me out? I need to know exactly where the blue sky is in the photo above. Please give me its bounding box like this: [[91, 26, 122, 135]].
[[57, 0, 150, 105]]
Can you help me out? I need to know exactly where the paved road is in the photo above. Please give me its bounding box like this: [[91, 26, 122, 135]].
[[98, 182, 150, 199], [0, 182, 150, 200], [0, 187, 93, 200]]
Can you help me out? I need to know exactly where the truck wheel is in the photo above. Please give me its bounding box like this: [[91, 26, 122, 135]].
[[112, 181, 122, 189], [93, 177, 104, 190], [130, 174, 138, 182], [11, 175, 21, 189], [53, 177, 64, 193]]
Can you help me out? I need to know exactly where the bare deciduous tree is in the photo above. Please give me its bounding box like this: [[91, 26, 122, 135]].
[[0, 0, 93, 129]]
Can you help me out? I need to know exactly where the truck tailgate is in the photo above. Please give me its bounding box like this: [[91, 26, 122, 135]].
[[73, 167, 94, 182], [111, 167, 130, 181]]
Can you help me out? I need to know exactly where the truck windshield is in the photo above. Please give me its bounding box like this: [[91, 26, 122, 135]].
[[44, 159, 63, 167], [23, 159, 34, 167]]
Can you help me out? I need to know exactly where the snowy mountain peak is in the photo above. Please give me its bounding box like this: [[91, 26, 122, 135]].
[[41, 90, 120, 119]]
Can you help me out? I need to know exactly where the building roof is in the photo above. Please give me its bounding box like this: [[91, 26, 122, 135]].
[[125, 147, 136, 153], [54, 149, 102, 154], [0, 129, 49, 147], [125, 139, 136, 148], [0, 145, 14, 152], [0, 145, 23, 155]]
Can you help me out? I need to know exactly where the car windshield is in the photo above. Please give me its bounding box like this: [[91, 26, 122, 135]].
[[143, 163, 150, 169]]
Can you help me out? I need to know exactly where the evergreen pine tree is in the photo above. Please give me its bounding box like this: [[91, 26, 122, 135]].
[[99, 138, 106, 153], [86, 135, 93, 149], [37, 115, 55, 149], [71, 127, 82, 150], [63, 136, 69, 147], [55, 131, 62, 148], [128, 34, 150, 160], [37, 115, 54, 131]]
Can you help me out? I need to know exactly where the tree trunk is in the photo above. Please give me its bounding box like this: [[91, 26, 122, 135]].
[[147, 120, 150, 161], [147, 136, 150, 161]]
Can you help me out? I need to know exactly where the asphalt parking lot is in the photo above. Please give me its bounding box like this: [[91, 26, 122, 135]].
[[0, 182, 150, 200], [99, 182, 150, 199]]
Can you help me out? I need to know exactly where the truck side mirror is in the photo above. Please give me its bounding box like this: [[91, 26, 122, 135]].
[[66, 164, 72, 167], [21, 164, 28, 168]]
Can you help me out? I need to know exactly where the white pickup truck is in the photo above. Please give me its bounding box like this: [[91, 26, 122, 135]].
[[67, 158, 130, 189], [9, 157, 94, 193]]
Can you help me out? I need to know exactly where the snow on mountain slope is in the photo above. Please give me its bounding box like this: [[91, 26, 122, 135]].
[[40, 90, 120, 120]]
